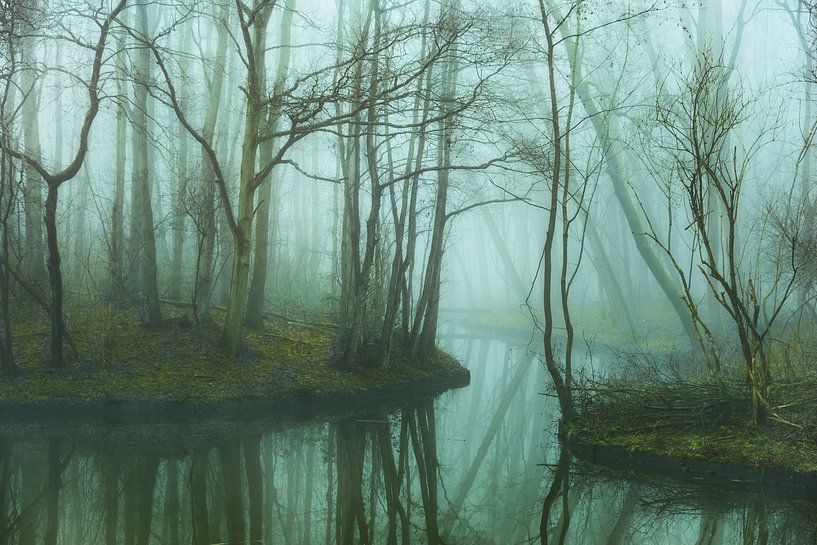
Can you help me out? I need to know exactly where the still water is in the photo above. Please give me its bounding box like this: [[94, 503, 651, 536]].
[[0, 331, 814, 544]]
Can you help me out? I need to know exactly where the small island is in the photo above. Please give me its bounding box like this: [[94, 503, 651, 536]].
[[2, 304, 469, 418], [562, 378, 817, 498]]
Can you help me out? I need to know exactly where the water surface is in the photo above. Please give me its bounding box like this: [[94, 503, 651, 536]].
[[1, 330, 814, 544]]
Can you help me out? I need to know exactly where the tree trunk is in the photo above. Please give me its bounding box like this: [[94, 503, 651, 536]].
[[44, 184, 65, 368], [169, 29, 192, 301], [194, 3, 230, 319], [246, 0, 297, 328], [110, 34, 127, 303], [539, 3, 575, 419], [574, 69, 697, 345], [129, 1, 162, 326], [20, 41, 46, 288], [221, 0, 272, 356], [0, 147, 15, 371], [413, 41, 457, 356]]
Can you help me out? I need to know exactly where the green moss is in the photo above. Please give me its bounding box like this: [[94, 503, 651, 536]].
[[567, 383, 817, 474], [1, 303, 464, 408]]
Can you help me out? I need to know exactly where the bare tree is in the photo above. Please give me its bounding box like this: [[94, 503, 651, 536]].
[[654, 53, 799, 424], [1, 0, 129, 367]]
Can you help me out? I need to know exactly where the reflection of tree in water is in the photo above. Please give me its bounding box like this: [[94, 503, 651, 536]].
[[0, 395, 815, 545], [334, 401, 442, 545], [536, 454, 817, 545], [540, 451, 571, 545], [0, 402, 446, 545]]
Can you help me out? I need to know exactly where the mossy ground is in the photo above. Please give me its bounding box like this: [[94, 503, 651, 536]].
[[565, 380, 817, 474], [3, 303, 464, 407]]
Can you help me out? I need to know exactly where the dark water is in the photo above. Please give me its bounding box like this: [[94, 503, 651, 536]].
[[0, 331, 814, 544]]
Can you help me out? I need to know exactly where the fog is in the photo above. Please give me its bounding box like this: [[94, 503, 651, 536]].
[[0, 0, 816, 543], [4, 0, 815, 353]]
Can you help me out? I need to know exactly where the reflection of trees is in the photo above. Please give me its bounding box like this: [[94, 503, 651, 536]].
[[0, 409, 814, 545], [334, 401, 441, 545], [540, 451, 571, 545], [0, 405, 446, 545], [532, 450, 817, 545], [740, 501, 769, 545], [440, 339, 551, 542], [189, 450, 210, 545], [335, 419, 370, 544]]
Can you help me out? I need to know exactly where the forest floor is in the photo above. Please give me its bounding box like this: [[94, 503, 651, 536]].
[[1, 303, 468, 415], [563, 379, 817, 493]]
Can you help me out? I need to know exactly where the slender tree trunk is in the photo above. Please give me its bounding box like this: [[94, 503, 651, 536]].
[[194, 3, 230, 319], [539, 3, 574, 419], [380, 0, 432, 360], [20, 41, 46, 288], [111, 36, 127, 303], [336, 0, 371, 367], [44, 184, 66, 367], [169, 29, 192, 301], [246, 0, 297, 328], [0, 158, 13, 371], [413, 39, 457, 356], [129, 2, 162, 325]]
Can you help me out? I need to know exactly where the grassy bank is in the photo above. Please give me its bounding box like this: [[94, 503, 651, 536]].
[[563, 380, 817, 479], [2, 304, 467, 412]]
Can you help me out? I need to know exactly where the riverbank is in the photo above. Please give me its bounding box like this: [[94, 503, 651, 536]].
[[2, 304, 469, 418], [562, 380, 817, 498]]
